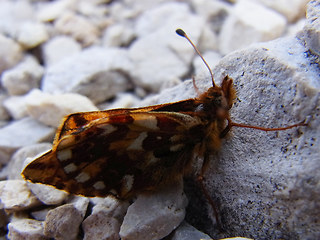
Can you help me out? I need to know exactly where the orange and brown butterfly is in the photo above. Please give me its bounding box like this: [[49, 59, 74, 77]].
[[22, 29, 306, 204]]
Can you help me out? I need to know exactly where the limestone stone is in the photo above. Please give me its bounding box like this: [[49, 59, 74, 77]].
[[42, 36, 81, 66], [219, 0, 287, 54], [170, 221, 212, 240], [298, 0, 320, 56], [42, 47, 132, 104], [54, 12, 99, 47], [129, 2, 206, 91], [0, 34, 23, 74], [7, 219, 48, 240], [3, 95, 28, 119], [82, 197, 129, 240], [1, 55, 44, 95], [120, 178, 188, 240], [256, 0, 309, 22], [25, 89, 98, 127], [0, 180, 41, 211], [16, 21, 49, 49], [44, 200, 88, 240]]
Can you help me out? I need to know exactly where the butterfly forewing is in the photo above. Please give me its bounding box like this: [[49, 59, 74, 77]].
[[54, 100, 199, 143], [23, 110, 206, 198]]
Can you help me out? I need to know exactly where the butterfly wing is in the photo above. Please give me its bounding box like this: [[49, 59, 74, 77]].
[[22, 110, 206, 199], [54, 99, 199, 143]]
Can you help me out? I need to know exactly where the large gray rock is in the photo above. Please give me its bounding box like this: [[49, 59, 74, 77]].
[[143, 6, 319, 240]]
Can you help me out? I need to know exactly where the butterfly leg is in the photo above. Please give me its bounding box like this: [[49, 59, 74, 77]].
[[220, 118, 232, 138], [192, 76, 201, 96], [197, 152, 223, 232]]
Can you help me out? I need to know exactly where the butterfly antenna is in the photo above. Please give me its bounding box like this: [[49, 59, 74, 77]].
[[176, 28, 216, 87]]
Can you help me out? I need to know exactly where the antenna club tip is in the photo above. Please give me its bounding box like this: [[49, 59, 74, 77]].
[[176, 29, 186, 37]]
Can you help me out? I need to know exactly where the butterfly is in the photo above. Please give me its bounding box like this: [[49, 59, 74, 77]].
[[22, 29, 305, 217]]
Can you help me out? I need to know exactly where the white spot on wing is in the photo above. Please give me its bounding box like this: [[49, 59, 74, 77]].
[[146, 152, 160, 165], [97, 124, 117, 135], [127, 132, 148, 150], [170, 143, 184, 152], [133, 115, 159, 130], [58, 136, 75, 149], [64, 163, 77, 173], [75, 172, 90, 183], [170, 135, 183, 143], [57, 149, 72, 161], [93, 181, 106, 190]]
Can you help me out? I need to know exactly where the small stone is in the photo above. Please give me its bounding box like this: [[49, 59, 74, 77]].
[[82, 197, 129, 240], [198, 26, 219, 52], [7, 218, 48, 240], [219, 0, 287, 54], [1, 55, 44, 95], [102, 93, 140, 110], [256, 0, 309, 22], [0, 180, 41, 211], [102, 23, 135, 47], [25, 89, 98, 127], [42, 36, 81, 66], [0, 34, 23, 74], [54, 12, 99, 46], [26, 184, 68, 206], [129, 2, 205, 91], [44, 201, 88, 240], [119, 178, 188, 240], [0, 92, 10, 121], [0, 1, 34, 38], [191, 0, 231, 34], [299, 0, 320, 56], [3, 95, 28, 119], [128, 34, 185, 91], [68, 196, 90, 217], [36, 0, 76, 22], [42, 47, 132, 104], [170, 221, 212, 240], [76, 1, 109, 19], [0, 118, 54, 165], [16, 21, 49, 49]]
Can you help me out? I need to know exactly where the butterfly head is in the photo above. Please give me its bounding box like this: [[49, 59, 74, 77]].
[[199, 75, 236, 119]]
